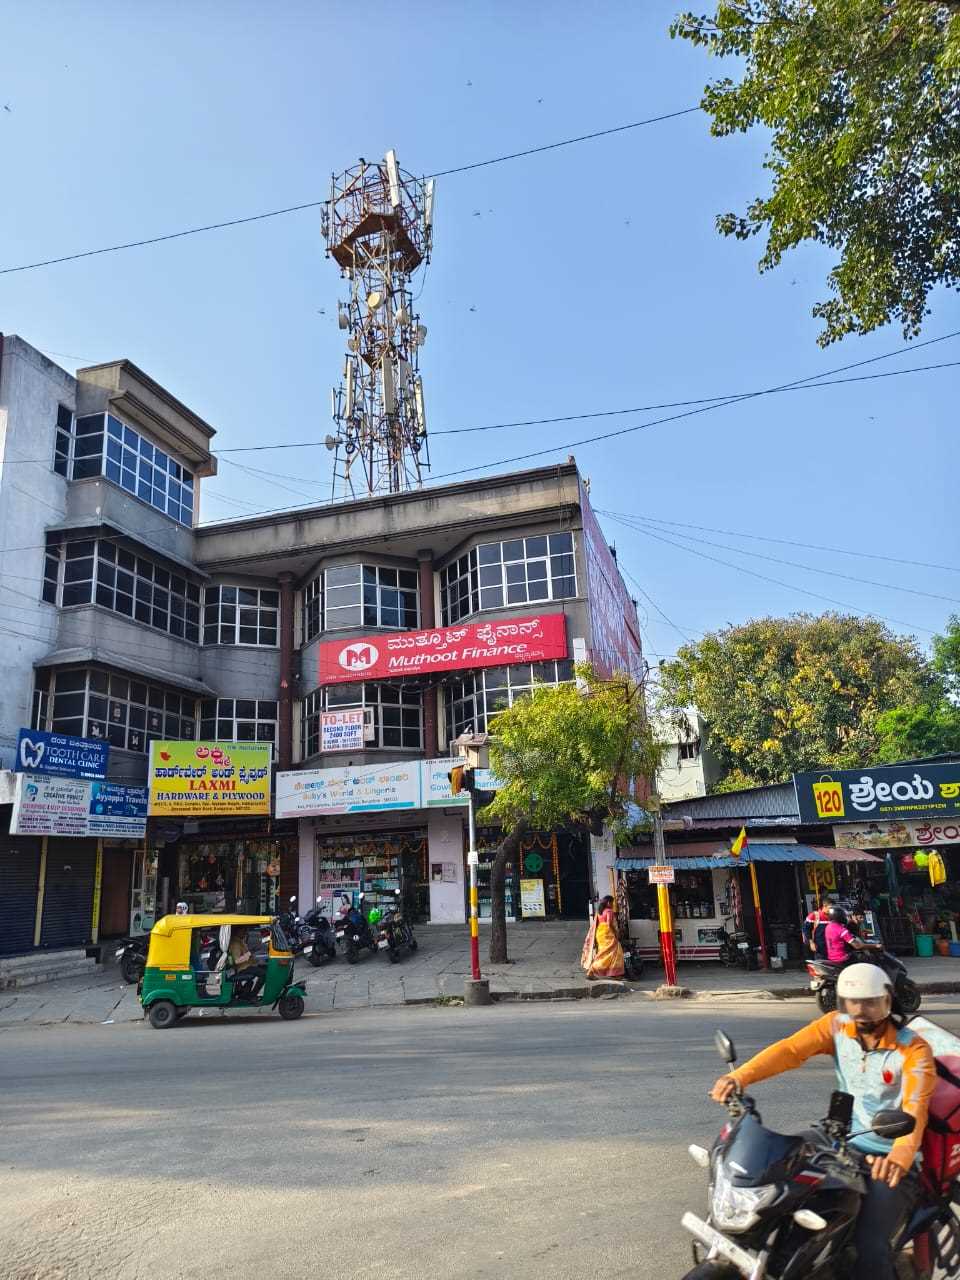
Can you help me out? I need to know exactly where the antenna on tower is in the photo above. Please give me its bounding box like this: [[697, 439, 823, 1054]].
[[322, 150, 435, 499]]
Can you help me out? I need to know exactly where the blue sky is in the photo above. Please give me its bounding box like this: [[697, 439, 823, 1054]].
[[1, 0, 957, 662]]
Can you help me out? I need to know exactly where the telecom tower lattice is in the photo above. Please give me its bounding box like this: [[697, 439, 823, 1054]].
[[321, 151, 435, 498]]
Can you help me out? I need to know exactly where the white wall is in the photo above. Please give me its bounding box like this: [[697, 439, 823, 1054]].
[[427, 811, 466, 923], [590, 828, 617, 900]]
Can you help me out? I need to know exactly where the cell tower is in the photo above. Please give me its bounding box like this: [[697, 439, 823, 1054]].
[[321, 151, 435, 498]]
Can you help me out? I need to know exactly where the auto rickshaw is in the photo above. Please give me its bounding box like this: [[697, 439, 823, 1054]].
[[139, 913, 307, 1029]]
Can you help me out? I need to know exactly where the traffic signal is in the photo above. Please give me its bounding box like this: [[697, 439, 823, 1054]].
[[448, 765, 475, 795]]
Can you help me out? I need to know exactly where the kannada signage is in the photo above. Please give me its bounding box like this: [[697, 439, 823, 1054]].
[[833, 818, 960, 850], [317, 613, 568, 685], [320, 709, 366, 753], [9, 774, 147, 838], [148, 742, 272, 817], [795, 763, 960, 824], [579, 478, 643, 678], [275, 761, 421, 818], [648, 864, 676, 885], [16, 728, 108, 780]]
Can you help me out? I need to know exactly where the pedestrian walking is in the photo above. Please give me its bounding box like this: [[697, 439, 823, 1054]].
[[581, 895, 625, 980]]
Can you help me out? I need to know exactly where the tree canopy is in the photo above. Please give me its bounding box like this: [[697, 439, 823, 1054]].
[[480, 665, 660, 962], [875, 614, 960, 759], [671, 1, 960, 345], [656, 612, 935, 789]]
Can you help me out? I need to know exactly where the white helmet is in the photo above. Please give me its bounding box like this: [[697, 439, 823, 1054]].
[[836, 963, 891, 1001]]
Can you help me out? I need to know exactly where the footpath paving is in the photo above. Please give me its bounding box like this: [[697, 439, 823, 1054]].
[[3, 921, 960, 1028]]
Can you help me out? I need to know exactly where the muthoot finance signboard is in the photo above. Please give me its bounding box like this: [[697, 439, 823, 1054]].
[[795, 762, 960, 824], [148, 742, 272, 816], [317, 614, 568, 685]]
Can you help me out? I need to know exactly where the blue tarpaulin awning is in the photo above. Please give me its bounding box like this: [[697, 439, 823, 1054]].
[[615, 843, 835, 872]]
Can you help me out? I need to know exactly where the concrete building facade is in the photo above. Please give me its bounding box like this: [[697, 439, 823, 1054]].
[[0, 334, 643, 954]]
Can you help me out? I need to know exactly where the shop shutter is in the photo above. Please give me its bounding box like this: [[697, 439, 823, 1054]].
[[0, 837, 42, 956], [39, 839, 97, 950]]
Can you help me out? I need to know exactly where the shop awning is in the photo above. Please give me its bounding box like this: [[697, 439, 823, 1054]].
[[614, 842, 881, 871]]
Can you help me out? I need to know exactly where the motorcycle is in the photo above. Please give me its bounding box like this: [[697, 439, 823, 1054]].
[[679, 1028, 959, 1279], [377, 890, 418, 963], [806, 948, 921, 1015], [716, 918, 756, 970], [336, 895, 379, 964], [115, 935, 148, 985], [302, 897, 338, 966]]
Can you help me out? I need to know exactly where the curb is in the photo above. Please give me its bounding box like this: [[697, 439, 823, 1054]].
[[403, 981, 630, 1007]]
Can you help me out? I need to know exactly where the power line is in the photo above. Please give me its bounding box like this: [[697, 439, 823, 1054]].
[[0, 107, 699, 277], [625, 522, 938, 635], [602, 511, 960, 605], [596, 509, 960, 577]]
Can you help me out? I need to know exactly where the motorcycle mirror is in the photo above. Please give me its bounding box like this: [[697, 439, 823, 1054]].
[[289, 895, 297, 904], [395, 889, 401, 896], [870, 1109, 916, 1140], [316, 896, 322, 904], [714, 1030, 737, 1065], [794, 1209, 827, 1232], [359, 892, 365, 900]]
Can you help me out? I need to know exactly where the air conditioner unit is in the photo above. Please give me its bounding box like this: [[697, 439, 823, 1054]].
[[363, 707, 375, 742]]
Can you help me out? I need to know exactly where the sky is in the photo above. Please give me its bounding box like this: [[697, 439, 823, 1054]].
[[1, 0, 957, 665]]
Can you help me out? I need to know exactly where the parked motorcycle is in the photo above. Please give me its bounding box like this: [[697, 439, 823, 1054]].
[[336, 895, 379, 964], [115, 935, 148, 985], [678, 1029, 957, 1279], [716, 918, 756, 970], [377, 890, 418, 963], [806, 948, 921, 1015], [302, 897, 338, 966]]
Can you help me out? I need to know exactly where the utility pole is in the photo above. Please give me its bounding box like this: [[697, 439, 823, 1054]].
[[466, 788, 480, 981], [652, 804, 677, 987]]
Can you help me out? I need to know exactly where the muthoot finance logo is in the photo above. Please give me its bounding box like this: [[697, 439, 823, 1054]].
[[338, 641, 379, 672]]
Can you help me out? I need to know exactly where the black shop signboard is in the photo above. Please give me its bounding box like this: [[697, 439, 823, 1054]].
[[794, 762, 960, 825]]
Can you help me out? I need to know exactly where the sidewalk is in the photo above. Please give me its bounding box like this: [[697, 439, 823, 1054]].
[[3, 923, 960, 1027]]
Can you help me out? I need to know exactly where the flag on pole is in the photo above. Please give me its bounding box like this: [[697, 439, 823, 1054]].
[[730, 827, 748, 857]]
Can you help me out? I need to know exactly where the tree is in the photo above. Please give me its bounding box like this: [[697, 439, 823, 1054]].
[[670, 1, 960, 345], [479, 666, 661, 964], [875, 614, 960, 758], [657, 612, 934, 788]]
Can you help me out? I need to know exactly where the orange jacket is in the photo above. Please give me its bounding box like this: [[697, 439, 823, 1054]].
[[730, 1013, 935, 1170]]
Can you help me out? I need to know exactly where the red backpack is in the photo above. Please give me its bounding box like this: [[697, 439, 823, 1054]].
[[909, 1016, 960, 1193]]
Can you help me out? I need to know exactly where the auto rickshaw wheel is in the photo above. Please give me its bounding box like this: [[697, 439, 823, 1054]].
[[148, 1000, 177, 1029], [278, 993, 304, 1021]]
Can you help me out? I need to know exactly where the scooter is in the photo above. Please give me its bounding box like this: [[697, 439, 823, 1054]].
[[377, 890, 418, 963], [115, 935, 148, 984], [678, 1029, 957, 1279], [336, 894, 379, 964], [302, 897, 338, 966], [716, 917, 756, 970], [806, 948, 921, 1015]]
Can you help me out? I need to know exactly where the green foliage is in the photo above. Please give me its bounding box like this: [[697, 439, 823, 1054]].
[[875, 614, 960, 758], [483, 665, 661, 840], [657, 612, 934, 786], [670, 1, 960, 345]]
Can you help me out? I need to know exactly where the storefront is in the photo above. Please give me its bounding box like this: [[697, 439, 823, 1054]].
[[314, 828, 428, 921], [168, 826, 291, 916]]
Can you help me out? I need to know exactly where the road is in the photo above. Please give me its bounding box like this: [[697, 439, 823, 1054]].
[[3, 996, 959, 1280]]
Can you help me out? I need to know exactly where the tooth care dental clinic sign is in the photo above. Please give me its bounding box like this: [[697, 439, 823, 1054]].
[[318, 614, 568, 685], [148, 742, 272, 816]]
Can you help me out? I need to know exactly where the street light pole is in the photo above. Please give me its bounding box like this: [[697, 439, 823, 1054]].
[[653, 807, 678, 988], [467, 788, 481, 981]]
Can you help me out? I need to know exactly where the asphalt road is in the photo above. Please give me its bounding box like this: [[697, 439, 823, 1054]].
[[4, 996, 960, 1280]]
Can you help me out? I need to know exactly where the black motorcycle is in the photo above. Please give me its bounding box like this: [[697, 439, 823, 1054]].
[[716, 918, 756, 970], [276, 896, 310, 955], [378, 890, 418, 964], [806, 948, 921, 1015], [679, 1029, 958, 1279], [302, 897, 338, 967], [115, 935, 148, 985], [336, 897, 379, 964]]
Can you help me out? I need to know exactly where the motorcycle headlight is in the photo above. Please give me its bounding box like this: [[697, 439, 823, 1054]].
[[710, 1163, 779, 1232]]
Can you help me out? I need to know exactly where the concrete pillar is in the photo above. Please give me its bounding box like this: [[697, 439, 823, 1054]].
[[278, 572, 295, 772], [418, 549, 438, 758]]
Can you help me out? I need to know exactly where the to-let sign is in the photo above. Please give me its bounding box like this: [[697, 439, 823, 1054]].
[[320, 709, 365, 752], [648, 864, 676, 885], [318, 613, 568, 685]]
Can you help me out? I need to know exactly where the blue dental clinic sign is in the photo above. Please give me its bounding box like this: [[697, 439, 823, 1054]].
[[16, 728, 109, 780]]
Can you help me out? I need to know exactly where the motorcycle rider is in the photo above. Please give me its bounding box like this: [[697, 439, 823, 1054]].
[[710, 963, 935, 1280], [823, 904, 881, 966], [801, 899, 834, 958]]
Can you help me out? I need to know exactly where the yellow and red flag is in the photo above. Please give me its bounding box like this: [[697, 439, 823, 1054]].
[[730, 827, 748, 857]]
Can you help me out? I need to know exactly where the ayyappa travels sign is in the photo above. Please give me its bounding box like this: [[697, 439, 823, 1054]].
[[9, 773, 147, 838], [148, 741, 272, 816], [795, 762, 960, 824], [16, 728, 108, 780], [317, 613, 568, 685]]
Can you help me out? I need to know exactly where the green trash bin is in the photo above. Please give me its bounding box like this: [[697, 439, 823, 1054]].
[[916, 933, 934, 958]]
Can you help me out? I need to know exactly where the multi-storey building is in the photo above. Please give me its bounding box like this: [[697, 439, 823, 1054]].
[[0, 334, 643, 955]]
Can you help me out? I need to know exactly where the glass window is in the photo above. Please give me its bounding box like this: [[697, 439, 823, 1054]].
[[322, 564, 419, 632], [303, 575, 322, 643], [440, 531, 578, 623], [203, 584, 280, 647], [207, 698, 278, 745], [44, 667, 197, 753], [301, 682, 422, 758], [444, 661, 573, 740]]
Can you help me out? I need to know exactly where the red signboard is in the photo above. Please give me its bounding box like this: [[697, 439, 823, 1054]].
[[318, 613, 569, 685]]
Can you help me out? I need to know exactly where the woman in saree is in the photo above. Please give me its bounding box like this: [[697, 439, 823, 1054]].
[[582, 894, 625, 979]]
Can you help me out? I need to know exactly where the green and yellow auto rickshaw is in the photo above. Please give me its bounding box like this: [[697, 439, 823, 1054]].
[[139, 913, 307, 1029]]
